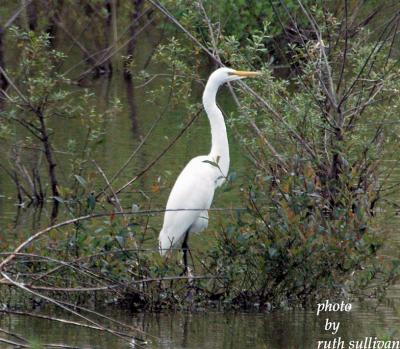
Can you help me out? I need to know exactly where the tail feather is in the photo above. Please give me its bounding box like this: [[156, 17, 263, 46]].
[[158, 229, 175, 256]]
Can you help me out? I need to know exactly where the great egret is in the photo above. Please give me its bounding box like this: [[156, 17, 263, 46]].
[[158, 67, 260, 273]]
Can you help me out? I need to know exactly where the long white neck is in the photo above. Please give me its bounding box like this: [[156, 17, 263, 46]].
[[202, 79, 230, 179]]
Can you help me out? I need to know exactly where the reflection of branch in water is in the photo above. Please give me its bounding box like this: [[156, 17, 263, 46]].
[[125, 75, 139, 134], [124, 0, 144, 78], [96, 66, 184, 200], [125, 75, 149, 192], [76, 17, 154, 80], [0, 25, 8, 108], [123, 1, 147, 191], [99, 74, 113, 108], [181, 313, 189, 347]]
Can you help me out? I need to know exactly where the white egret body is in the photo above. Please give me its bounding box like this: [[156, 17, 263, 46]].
[[158, 68, 260, 267]]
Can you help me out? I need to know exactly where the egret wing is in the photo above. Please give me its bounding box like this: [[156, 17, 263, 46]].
[[159, 156, 218, 252]]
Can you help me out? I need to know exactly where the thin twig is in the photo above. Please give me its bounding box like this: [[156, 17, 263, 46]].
[[113, 108, 202, 195], [149, 0, 317, 160], [92, 160, 124, 213], [0, 66, 30, 105], [1, 275, 215, 292], [197, 0, 288, 171], [0, 328, 29, 344], [4, 1, 32, 29], [0, 309, 140, 341], [0, 207, 244, 271], [96, 68, 180, 199], [77, 18, 154, 79], [0, 337, 29, 348], [0, 272, 142, 345]]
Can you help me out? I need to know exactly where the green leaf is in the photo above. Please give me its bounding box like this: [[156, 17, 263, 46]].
[[115, 235, 124, 247], [227, 171, 237, 182], [53, 196, 64, 203], [74, 175, 87, 187], [203, 160, 219, 167]]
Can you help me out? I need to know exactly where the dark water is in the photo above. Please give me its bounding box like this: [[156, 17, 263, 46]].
[[1, 303, 400, 348]]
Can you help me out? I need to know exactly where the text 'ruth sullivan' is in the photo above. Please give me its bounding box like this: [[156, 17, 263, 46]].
[[317, 337, 400, 349]]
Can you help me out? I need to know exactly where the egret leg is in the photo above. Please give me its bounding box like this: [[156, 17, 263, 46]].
[[181, 230, 190, 275]]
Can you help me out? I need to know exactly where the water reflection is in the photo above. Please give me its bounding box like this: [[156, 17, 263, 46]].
[[125, 73, 139, 135], [1, 306, 400, 349]]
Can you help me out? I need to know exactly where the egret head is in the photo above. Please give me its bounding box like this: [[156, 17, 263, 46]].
[[209, 67, 261, 85]]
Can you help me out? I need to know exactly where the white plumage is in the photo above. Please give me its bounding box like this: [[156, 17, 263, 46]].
[[158, 67, 260, 262], [158, 156, 215, 252]]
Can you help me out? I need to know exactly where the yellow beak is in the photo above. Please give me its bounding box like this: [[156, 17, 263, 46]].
[[230, 70, 261, 77]]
